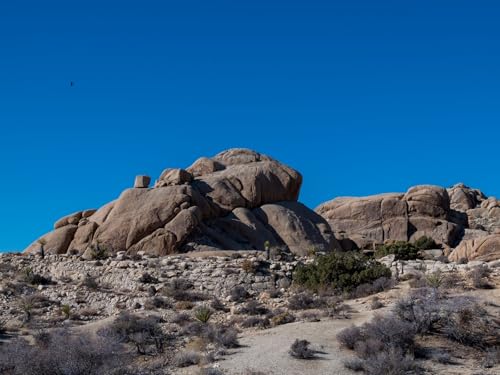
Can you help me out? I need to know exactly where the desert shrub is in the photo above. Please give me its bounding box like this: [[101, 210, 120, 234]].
[[203, 324, 239, 348], [289, 339, 315, 359], [0, 320, 6, 335], [370, 296, 383, 310], [337, 325, 363, 350], [102, 312, 165, 355], [144, 296, 172, 310], [88, 242, 109, 260], [138, 272, 158, 284], [163, 279, 208, 301], [229, 285, 249, 302], [240, 316, 270, 328], [238, 300, 269, 315], [181, 323, 239, 349], [83, 275, 99, 290], [351, 276, 394, 298], [194, 306, 213, 323], [395, 290, 498, 349], [468, 265, 493, 289], [375, 241, 420, 260], [484, 347, 500, 368], [288, 292, 325, 310], [414, 236, 439, 250], [362, 347, 418, 375], [21, 267, 52, 286], [170, 312, 192, 325], [343, 358, 364, 372], [425, 271, 444, 289], [270, 311, 296, 326], [174, 350, 201, 367], [18, 295, 35, 321], [337, 313, 418, 375], [176, 301, 195, 310], [241, 259, 257, 273], [210, 297, 228, 312], [60, 304, 71, 320], [293, 252, 391, 293], [0, 329, 123, 375]]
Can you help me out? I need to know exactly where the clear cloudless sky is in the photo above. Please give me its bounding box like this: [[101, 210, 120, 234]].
[[1, 0, 500, 251]]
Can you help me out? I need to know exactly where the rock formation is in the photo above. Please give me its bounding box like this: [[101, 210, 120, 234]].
[[24, 149, 340, 257], [316, 183, 500, 258]]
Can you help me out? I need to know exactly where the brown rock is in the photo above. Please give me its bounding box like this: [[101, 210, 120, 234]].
[[449, 234, 500, 262], [134, 175, 151, 188]]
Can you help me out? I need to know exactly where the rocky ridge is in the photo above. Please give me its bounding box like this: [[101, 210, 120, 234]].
[[24, 149, 340, 258], [316, 183, 500, 261]]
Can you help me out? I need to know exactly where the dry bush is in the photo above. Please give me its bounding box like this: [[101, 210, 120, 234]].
[[144, 296, 172, 310], [240, 316, 270, 328], [238, 300, 269, 315], [289, 339, 315, 359], [370, 296, 384, 310], [163, 279, 208, 302], [468, 265, 493, 289], [138, 272, 159, 284], [181, 322, 239, 349], [101, 312, 166, 355], [229, 285, 249, 302], [0, 329, 124, 375], [270, 311, 296, 326], [174, 350, 202, 368], [288, 292, 325, 310]]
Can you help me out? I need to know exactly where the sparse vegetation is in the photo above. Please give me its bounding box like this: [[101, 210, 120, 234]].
[[293, 252, 391, 293], [468, 265, 493, 289], [289, 339, 315, 359], [374, 241, 420, 260], [0, 329, 123, 375], [413, 236, 439, 250], [194, 306, 213, 323]]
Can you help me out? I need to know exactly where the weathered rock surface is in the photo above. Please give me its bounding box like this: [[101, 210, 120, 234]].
[[449, 234, 500, 262], [24, 149, 340, 257], [317, 183, 500, 253]]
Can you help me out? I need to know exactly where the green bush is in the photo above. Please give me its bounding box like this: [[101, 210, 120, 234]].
[[413, 236, 439, 250], [374, 241, 420, 261], [293, 252, 391, 293]]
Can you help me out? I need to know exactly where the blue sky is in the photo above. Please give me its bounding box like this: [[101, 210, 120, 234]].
[[1, 0, 499, 250]]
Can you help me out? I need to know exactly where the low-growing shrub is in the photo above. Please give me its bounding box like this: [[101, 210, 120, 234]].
[[240, 316, 270, 328], [370, 296, 384, 310], [194, 306, 213, 323], [21, 267, 52, 286], [241, 259, 257, 273], [144, 296, 172, 310], [375, 241, 420, 260], [289, 339, 315, 359], [293, 252, 391, 293], [229, 285, 249, 302], [362, 347, 418, 375], [288, 292, 324, 310], [337, 325, 363, 350], [413, 236, 439, 250], [163, 279, 208, 302], [468, 265, 493, 289], [102, 312, 165, 355], [270, 311, 295, 326], [0, 329, 123, 375], [238, 300, 268, 315], [174, 350, 202, 368], [83, 275, 99, 290], [139, 272, 159, 284], [210, 298, 228, 312]]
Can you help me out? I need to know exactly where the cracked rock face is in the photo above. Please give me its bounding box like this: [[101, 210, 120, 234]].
[[316, 184, 500, 254], [24, 149, 341, 257]]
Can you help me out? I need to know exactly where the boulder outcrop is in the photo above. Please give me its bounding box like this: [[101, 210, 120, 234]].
[[24, 149, 341, 257], [316, 183, 500, 254]]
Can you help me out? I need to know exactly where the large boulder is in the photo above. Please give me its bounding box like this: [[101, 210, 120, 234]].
[[24, 149, 337, 257], [449, 234, 500, 262], [316, 185, 462, 250]]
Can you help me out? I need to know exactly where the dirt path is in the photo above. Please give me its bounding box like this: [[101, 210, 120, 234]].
[[215, 308, 375, 375]]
